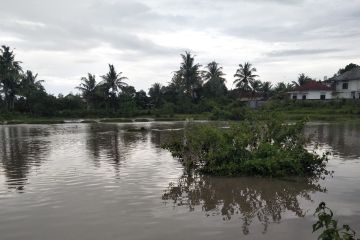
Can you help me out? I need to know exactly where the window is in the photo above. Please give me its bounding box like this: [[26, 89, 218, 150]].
[[342, 82, 349, 89], [302, 95, 307, 100], [292, 94, 297, 100], [320, 94, 326, 100]]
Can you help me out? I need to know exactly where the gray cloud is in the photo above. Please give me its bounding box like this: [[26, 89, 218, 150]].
[[1, 0, 359, 94], [267, 48, 343, 57]]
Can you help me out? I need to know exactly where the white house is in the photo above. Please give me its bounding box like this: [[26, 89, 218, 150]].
[[289, 81, 333, 100], [329, 67, 360, 99], [289, 67, 360, 100]]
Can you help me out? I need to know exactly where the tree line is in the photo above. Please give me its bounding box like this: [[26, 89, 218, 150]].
[[0, 45, 358, 118]]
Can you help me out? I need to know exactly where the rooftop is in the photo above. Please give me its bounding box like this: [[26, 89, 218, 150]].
[[293, 81, 333, 92]]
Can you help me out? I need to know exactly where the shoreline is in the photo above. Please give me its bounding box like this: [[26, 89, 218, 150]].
[[1, 112, 360, 125]]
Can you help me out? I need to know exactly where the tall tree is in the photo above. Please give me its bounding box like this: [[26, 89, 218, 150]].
[[76, 73, 97, 110], [135, 90, 149, 109], [203, 61, 227, 98], [292, 73, 312, 87], [177, 51, 202, 102], [148, 83, 163, 108], [0, 46, 22, 111], [118, 85, 136, 114], [251, 80, 263, 93], [21, 70, 44, 89], [100, 64, 128, 110], [20, 70, 44, 112], [260, 81, 273, 99], [234, 62, 258, 92]]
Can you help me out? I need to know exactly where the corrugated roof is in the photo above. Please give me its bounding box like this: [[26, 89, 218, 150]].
[[332, 67, 360, 81], [294, 81, 333, 91]]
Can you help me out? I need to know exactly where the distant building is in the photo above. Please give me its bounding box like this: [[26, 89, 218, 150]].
[[229, 90, 266, 108], [327, 67, 360, 99], [289, 67, 360, 100], [289, 81, 333, 100]]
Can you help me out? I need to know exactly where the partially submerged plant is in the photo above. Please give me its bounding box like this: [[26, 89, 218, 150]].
[[162, 115, 329, 177], [313, 202, 359, 240]]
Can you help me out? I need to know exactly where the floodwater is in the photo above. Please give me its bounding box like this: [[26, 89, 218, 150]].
[[0, 121, 359, 240]]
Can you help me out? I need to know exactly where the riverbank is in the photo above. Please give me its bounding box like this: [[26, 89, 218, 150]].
[[0, 113, 211, 125], [1, 111, 359, 125]]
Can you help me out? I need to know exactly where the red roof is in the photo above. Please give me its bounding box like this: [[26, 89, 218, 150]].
[[294, 81, 333, 91]]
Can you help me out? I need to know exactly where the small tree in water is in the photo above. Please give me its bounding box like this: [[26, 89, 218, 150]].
[[162, 114, 329, 177]]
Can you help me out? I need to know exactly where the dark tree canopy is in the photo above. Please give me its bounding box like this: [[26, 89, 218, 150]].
[[202, 61, 227, 99], [2, 44, 355, 119], [337, 63, 359, 75]]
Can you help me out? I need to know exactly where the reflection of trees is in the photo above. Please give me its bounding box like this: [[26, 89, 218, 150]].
[[0, 126, 50, 191], [150, 128, 184, 149], [85, 124, 147, 168], [306, 123, 360, 158], [162, 173, 325, 235]]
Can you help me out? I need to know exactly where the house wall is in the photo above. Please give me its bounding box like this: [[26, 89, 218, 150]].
[[335, 79, 360, 99], [290, 91, 333, 100]]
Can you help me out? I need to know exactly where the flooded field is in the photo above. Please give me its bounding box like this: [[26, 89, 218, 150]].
[[0, 121, 359, 239]]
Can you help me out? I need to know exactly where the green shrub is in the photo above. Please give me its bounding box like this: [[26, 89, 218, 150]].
[[162, 115, 329, 177]]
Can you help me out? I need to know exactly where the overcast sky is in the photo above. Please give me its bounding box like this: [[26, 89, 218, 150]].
[[1, 0, 359, 95]]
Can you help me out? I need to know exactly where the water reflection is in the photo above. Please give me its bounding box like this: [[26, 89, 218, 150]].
[[85, 123, 178, 167], [163, 173, 325, 234], [306, 123, 360, 158], [0, 122, 359, 240], [0, 126, 50, 191]]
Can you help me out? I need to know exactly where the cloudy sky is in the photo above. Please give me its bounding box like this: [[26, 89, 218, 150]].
[[1, 0, 359, 95]]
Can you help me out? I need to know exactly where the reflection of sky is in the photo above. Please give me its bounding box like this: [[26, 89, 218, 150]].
[[306, 122, 360, 159], [0, 123, 186, 195], [305, 123, 360, 219]]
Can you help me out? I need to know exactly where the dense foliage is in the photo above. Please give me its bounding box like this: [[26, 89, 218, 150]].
[[162, 116, 329, 176], [0, 44, 358, 121], [313, 202, 359, 240]]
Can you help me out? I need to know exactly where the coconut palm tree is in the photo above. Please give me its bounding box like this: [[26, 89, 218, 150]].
[[203, 61, 226, 82], [21, 70, 44, 92], [76, 73, 97, 110], [292, 73, 312, 87], [234, 62, 258, 92], [100, 64, 128, 110], [261, 81, 273, 99], [251, 80, 263, 93], [0, 45, 22, 111], [101, 64, 128, 94], [203, 61, 227, 98], [20, 70, 44, 113], [177, 51, 202, 101]]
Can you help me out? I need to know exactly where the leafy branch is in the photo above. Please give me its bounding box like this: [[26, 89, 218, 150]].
[[313, 202, 358, 240]]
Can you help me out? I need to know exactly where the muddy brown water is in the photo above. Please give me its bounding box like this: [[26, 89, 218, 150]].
[[0, 121, 359, 240]]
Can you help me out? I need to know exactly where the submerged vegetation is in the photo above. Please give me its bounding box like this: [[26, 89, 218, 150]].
[[313, 202, 359, 240], [163, 115, 329, 177]]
